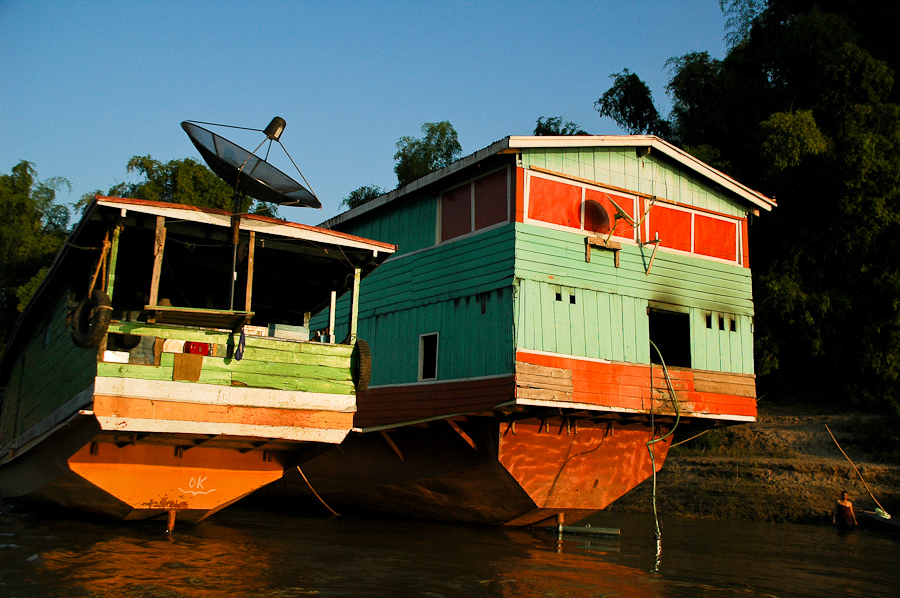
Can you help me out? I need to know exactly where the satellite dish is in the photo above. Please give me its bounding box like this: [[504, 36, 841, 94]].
[[181, 120, 321, 209]]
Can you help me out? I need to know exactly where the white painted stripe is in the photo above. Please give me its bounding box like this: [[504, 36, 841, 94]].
[[517, 349, 612, 365], [93, 377, 356, 412], [512, 398, 755, 422], [94, 417, 350, 443]]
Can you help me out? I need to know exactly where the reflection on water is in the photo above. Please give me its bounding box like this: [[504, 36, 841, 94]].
[[1, 498, 898, 598]]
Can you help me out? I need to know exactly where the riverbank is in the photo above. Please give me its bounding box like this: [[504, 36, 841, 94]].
[[608, 404, 900, 524]]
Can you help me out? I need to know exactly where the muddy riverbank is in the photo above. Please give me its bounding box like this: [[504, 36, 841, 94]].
[[609, 404, 900, 524]]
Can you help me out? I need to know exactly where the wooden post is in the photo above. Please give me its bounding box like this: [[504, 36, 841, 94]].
[[149, 217, 166, 306], [328, 290, 336, 344], [244, 230, 256, 312], [349, 267, 361, 344], [106, 225, 122, 301]]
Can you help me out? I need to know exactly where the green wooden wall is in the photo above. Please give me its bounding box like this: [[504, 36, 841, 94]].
[[0, 293, 98, 445], [522, 147, 749, 218], [338, 193, 438, 257], [104, 322, 355, 395], [313, 224, 518, 385], [513, 223, 755, 374]]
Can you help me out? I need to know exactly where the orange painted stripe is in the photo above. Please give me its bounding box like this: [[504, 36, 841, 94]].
[[93, 395, 353, 430], [517, 352, 756, 419]]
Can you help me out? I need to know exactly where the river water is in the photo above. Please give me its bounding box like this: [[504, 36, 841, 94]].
[[1, 499, 897, 598]]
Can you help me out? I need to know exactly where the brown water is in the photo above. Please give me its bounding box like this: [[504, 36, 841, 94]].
[[1, 499, 897, 597]]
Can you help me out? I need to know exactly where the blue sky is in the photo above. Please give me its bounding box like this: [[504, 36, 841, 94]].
[[1, 1, 729, 226]]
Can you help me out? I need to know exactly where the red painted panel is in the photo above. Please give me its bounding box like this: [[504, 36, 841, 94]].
[[474, 169, 508, 230], [583, 189, 634, 240], [695, 214, 737, 261], [515, 167, 525, 223], [441, 184, 471, 241], [499, 418, 670, 512], [516, 351, 756, 419], [741, 219, 750, 268], [647, 204, 691, 252], [355, 376, 516, 427], [528, 177, 581, 228]]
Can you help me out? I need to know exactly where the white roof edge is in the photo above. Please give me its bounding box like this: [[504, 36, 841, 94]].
[[97, 198, 396, 253]]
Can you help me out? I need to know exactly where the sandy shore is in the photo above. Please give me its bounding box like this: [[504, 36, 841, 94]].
[[608, 404, 900, 524]]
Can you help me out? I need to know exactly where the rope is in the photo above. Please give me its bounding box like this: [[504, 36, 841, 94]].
[[646, 340, 682, 543], [87, 233, 111, 295], [296, 466, 340, 516], [825, 424, 888, 515]]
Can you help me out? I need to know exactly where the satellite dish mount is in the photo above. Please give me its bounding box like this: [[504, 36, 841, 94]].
[[181, 117, 321, 309]]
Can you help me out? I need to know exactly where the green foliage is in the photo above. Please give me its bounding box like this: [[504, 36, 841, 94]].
[[0, 161, 71, 353], [594, 69, 670, 137], [533, 116, 587, 136], [653, 2, 900, 420], [394, 121, 462, 187], [340, 185, 384, 210], [81, 155, 278, 217], [760, 110, 830, 172]]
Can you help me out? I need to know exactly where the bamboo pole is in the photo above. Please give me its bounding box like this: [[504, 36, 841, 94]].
[[825, 423, 888, 515]]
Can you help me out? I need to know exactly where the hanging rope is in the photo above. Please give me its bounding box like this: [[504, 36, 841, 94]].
[[647, 340, 682, 543], [87, 232, 112, 295], [296, 466, 340, 517], [825, 424, 888, 515]]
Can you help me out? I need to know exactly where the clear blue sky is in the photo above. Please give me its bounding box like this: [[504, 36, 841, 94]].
[[1, 1, 729, 226]]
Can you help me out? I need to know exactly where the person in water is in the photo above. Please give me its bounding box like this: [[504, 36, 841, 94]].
[[832, 490, 858, 531]]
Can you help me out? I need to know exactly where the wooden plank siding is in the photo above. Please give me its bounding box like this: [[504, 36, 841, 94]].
[[105, 322, 356, 395], [513, 223, 755, 375], [311, 225, 518, 386], [516, 350, 756, 420], [336, 193, 438, 257], [0, 294, 97, 444], [521, 147, 748, 218]]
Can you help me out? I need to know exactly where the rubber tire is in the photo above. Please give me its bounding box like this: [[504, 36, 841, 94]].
[[352, 339, 372, 391], [71, 290, 113, 349]]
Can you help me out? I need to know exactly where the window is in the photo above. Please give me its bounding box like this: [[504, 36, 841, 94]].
[[441, 168, 509, 242], [648, 309, 691, 368], [419, 332, 439, 381]]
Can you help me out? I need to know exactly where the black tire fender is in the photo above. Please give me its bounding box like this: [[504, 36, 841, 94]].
[[352, 339, 372, 391], [71, 290, 113, 349]]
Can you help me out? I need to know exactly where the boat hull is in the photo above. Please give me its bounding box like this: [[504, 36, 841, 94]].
[[264, 416, 670, 526]]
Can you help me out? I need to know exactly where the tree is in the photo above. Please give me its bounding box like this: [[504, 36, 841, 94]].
[[340, 185, 384, 210], [533, 116, 587, 136], [394, 121, 462, 187], [81, 155, 278, 217], [595, 69, 670, 137], [0, 161, 71, 353], [657, 1, 900, 420]]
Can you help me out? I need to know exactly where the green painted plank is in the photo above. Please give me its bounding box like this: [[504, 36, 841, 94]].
[[610, 294, 625, 362], [622, 295, 637, 362], [231, 372, 354, 395], [582, 288, 600, 359], [596, 292, 613, 360]]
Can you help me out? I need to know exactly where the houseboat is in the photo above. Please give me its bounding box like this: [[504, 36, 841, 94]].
[[0, 196, 394, 527], [267, 135, 775, 526]]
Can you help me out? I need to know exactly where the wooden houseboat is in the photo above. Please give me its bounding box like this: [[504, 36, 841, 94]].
[[0, 196, 394, 526], [268, 135, 776, 526]]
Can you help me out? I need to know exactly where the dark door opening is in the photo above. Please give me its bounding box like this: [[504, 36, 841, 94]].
[[649, 309, 691, 368]]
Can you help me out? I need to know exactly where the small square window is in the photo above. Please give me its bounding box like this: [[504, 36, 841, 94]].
[[718, 316, 725, 331], [555, 292, 562, 302], [730, 318, 737, 333], [419, 333, 439, 381], [569, 294, 576, 305], [705, 313, 712, 329]]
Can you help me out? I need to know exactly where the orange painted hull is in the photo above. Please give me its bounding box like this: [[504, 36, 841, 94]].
[[8, 419, 288, 523], [264, 416, 670, 526]]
